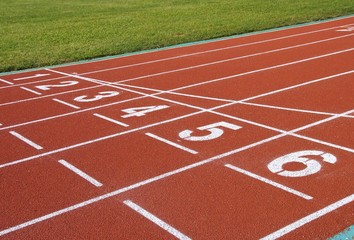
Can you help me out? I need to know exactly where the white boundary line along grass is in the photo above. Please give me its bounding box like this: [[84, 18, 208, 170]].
[[9, 131, 43, 150], [145, 132, 198, 155], [260, 193, 354, 239], [124, 200, 191, 240], [52, 98, 80, 109], [20, 87, 42, 96], [0, 22, 351, 91], [93, 113, 129, 127], [1, 31, 352, 108], [224, 164, 313, 200], [58, 160, 103, 187]]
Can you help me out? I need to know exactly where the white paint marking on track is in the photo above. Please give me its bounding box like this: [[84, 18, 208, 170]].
[[93, 113, 129, 127], [146, 132, 198, 155], [224, 164, 313, 200], [0, 78, 14, 85], [0, 133, 287, 237], [58, 160, 103, 187], [124, 200, 191, 240], [20, 87, 42, 96], [52, 98, 80, 109], [115, 34, 354, 85], [14, 73, 50, 81], [260, 193, 354, 240], [0, 23, 351, 92], [9, 131, 43, 150]]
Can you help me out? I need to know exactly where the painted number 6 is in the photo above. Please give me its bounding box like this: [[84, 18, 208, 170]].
[[179, 121, 242, 141], [267, 150, 337, 177]]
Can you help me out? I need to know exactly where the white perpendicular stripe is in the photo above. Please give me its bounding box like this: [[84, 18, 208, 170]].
[[0, 78, 14, 85], [124, 200, 191, 240], [14, 73, 50, 81], [53, 98, 80, 109], [260, 193, 354, 240], [145, 132, 198, 155], [58, 160, 103, 187], [93, 113, 129, 127], [224, 164, 313, 200], [20, 87, 42, 95], [10, 131, 43, 150]]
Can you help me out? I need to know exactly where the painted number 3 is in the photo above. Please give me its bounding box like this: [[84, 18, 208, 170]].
[[179, 121, 242, 141], [74, 91, 119, 102]]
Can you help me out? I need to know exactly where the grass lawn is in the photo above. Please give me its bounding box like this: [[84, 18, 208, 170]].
[[0, 0, 353, 73]]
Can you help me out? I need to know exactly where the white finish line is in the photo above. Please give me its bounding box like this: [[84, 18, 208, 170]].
[[124, 200, 191, 240]]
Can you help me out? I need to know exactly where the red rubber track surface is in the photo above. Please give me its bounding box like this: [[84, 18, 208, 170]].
[[0, 16, 353, 239]]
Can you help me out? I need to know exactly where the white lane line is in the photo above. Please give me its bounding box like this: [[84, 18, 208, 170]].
[[260, 193, 354, 240], [124, 200, 191, 240], [0, 23, 350, 92], [224, 164, 313, 200], [116, 34, 354, 84], [14, 74, 50, 81], [58, 160, 103, 187], [1, 68, 351, 132], [0, 78, 14, 85], [0, 133, 287, 237], [240, 102, 346, 117], [52, 98, 80, 109], [20, 87, 42, 96], [145, 132, 198, 155], [9, 131, 43, 150], [168, 48, 354, 93], [93, 113, 129, 127]]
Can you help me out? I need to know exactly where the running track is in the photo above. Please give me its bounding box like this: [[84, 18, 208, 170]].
[[0, 16, 353, 239]]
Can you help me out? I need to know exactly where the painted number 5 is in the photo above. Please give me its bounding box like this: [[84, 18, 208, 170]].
[[179, 121, 242, 141]]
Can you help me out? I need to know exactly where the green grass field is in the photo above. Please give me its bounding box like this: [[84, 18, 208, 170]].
[[0, 0, 353, 73]]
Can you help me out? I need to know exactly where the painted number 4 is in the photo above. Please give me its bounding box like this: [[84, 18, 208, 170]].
[[179, 121, 242, 141]]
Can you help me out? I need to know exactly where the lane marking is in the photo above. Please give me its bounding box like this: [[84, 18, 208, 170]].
[[0, 78, 14, 85], [3, 70, 350, 169], [0, 133, 289, 236], [20, 87, 42, 96], [52, 98, 80, 109], [58, 160, 103, 187], [260, 193, 354, 239], [1, 68, 352, 132], [14, 74, 50, 81], [9, 131, 43, 150], [93, 113, 129, 127], [145, 132, 198, 155], [115, 33, 354, 84], [224, 164, 313, 200], [240, 102, 353, 118], [167, 48, 354, 93], [124, 200, 191, 240], [0, 23, 351, 92]]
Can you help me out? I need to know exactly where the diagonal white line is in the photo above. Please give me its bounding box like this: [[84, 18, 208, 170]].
[[52, 98, 80, 109], [225, 164, 313, 200], [146, 132, 198, 154], [124, 200, 191, 240], [20, 87, 42, 95], [93, 113, 129, 127], [58, 160, 103, 187], [260, 193, 354, 239], [10, 131, 43, 150]]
